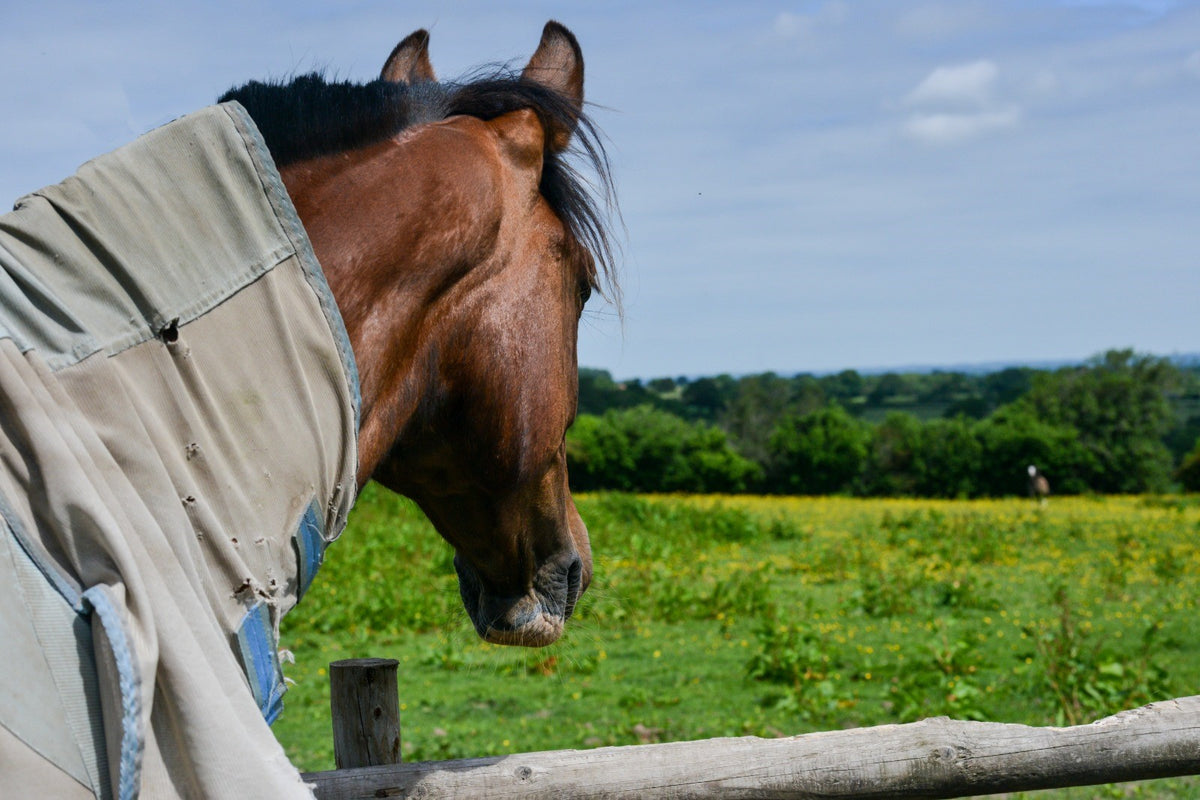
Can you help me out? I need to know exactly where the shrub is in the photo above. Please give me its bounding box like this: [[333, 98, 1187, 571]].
[[567, 406, 761, 493], [1177, 438, 1200, 492], [766, 405, 869, 494]]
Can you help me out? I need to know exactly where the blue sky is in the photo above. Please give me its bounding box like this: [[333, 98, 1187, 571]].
[[2, 1, 1197, 379]]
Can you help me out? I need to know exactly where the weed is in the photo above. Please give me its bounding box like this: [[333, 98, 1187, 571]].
[[1023, 584, 1171, 725], [892, 622, 989, 722]]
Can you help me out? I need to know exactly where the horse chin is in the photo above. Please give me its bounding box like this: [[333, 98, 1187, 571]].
[[480, 609, 565, 648], [454, 554, 578, 648]]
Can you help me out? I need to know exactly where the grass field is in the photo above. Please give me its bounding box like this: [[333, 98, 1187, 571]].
[[273, 486, 1200, 798]]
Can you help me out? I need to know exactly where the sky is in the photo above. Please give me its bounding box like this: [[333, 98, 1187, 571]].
[[1, 1, 1197, 379]]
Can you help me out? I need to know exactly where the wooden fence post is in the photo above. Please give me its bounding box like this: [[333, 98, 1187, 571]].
[[329, 658, 401, 769]]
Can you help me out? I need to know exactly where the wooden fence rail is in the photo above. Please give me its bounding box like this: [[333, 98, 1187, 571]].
[[304, 671, 1200, 800]]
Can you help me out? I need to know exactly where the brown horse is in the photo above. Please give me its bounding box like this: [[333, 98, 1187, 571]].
[[222, 21, 615, 648], [0, 21, 614, 799]]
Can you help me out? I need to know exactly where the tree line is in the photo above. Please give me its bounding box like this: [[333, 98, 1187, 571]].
[[567, 349, 1200, 496]]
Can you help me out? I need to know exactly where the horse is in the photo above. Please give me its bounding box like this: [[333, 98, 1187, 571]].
[[1028, 464, 1050, 503], [0, 21, 614, 799]]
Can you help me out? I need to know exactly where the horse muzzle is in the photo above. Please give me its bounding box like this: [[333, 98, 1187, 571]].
[[454, 551, 585, 647]]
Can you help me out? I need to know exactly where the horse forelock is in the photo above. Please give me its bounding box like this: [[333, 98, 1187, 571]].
[[219, 70, 620, 309]]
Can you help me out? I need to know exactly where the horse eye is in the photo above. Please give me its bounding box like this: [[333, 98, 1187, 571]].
[[577, 280, 592, 308]]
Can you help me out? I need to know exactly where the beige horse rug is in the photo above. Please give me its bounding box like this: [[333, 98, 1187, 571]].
[[0, 103, 358, 799]]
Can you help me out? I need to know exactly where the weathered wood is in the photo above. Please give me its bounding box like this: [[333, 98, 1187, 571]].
[[329, 658, 401, 769], [306, 695, 1200, 800]]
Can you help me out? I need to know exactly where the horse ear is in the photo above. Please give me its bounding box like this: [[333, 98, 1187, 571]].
[[521, 21, 584, 152], [381, 29, 436, 83]]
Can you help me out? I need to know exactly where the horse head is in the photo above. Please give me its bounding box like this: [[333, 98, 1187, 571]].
[[238, 22, 614, 647]]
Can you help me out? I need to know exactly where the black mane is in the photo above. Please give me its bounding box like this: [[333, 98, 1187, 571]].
[[219, 72, 618, 301]]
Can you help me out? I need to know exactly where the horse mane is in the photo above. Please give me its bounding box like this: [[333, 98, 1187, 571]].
[[219, 72, 618, 302]]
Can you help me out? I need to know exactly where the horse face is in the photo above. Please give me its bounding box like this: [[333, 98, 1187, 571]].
[[364, 26, 596, 646], [276, 24, 605, 647], [370, 107, 593, 646]]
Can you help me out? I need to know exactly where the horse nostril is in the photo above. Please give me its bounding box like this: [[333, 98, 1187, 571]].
[[564, 556, 583, 620]]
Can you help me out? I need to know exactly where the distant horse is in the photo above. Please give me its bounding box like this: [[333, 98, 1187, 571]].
[[0, 22, 613, 799], [1028, 464, 1051, 502]]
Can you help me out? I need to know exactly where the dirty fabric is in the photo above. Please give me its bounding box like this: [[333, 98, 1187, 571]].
[[0, 103, 359, 799]]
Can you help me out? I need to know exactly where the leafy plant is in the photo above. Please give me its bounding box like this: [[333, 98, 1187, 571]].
[[891, 624, 990, 722], [746, 612, 840, 722], [1023, 585, 1170, 725]]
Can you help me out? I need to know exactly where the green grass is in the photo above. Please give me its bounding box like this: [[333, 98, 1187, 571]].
[[273, 487, 1200, 798]]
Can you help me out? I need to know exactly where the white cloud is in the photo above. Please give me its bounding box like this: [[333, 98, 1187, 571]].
[[903, 106, 1021, 145], [901, 59, 1022, 145], [906, 59, 998, 107]]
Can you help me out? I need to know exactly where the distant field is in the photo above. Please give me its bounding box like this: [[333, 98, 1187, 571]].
[[273, 487, 1200, 798]]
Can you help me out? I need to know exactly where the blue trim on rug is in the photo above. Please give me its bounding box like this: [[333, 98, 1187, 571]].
[[293, 500, 326, 602], [0, 488, 83, 609], [236, 602, 285, 725], [83, 586, 143, 800]]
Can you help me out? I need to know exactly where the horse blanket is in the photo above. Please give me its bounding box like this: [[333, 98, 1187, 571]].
[[0, 103, 359, 799]]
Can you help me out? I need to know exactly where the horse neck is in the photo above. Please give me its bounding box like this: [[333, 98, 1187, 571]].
[[280, 145, 449, 487]]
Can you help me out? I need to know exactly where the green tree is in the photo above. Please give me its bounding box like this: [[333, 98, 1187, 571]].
[[680, 374, 736, 421], [919, 371, 973, 404], [941, 396, 990, 420], [982, 367, 1034, 407], [917, 417, 983, 498], [566, 406, 760, 493], [767, 404, 870, 495], [1018, 350, 1177, 493], [1178, 438, 1200, 492], [866, 372, 910, 406], [1165, 413, 1200, 465], [788, 374, 827, 415], [565, 413, 635, 491], [675, 424, 764, 493], [603, 405, 684, 490], [973, 406, 1094, 496], [821, 369, 864, 404], [721, 372, 793, 466], [862, 412, 923, 496], [577, 368, 620, 415], [647, 377, 677, 394]]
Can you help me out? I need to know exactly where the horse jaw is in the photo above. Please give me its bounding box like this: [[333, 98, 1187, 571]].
[[398, 452, 591, 648]]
